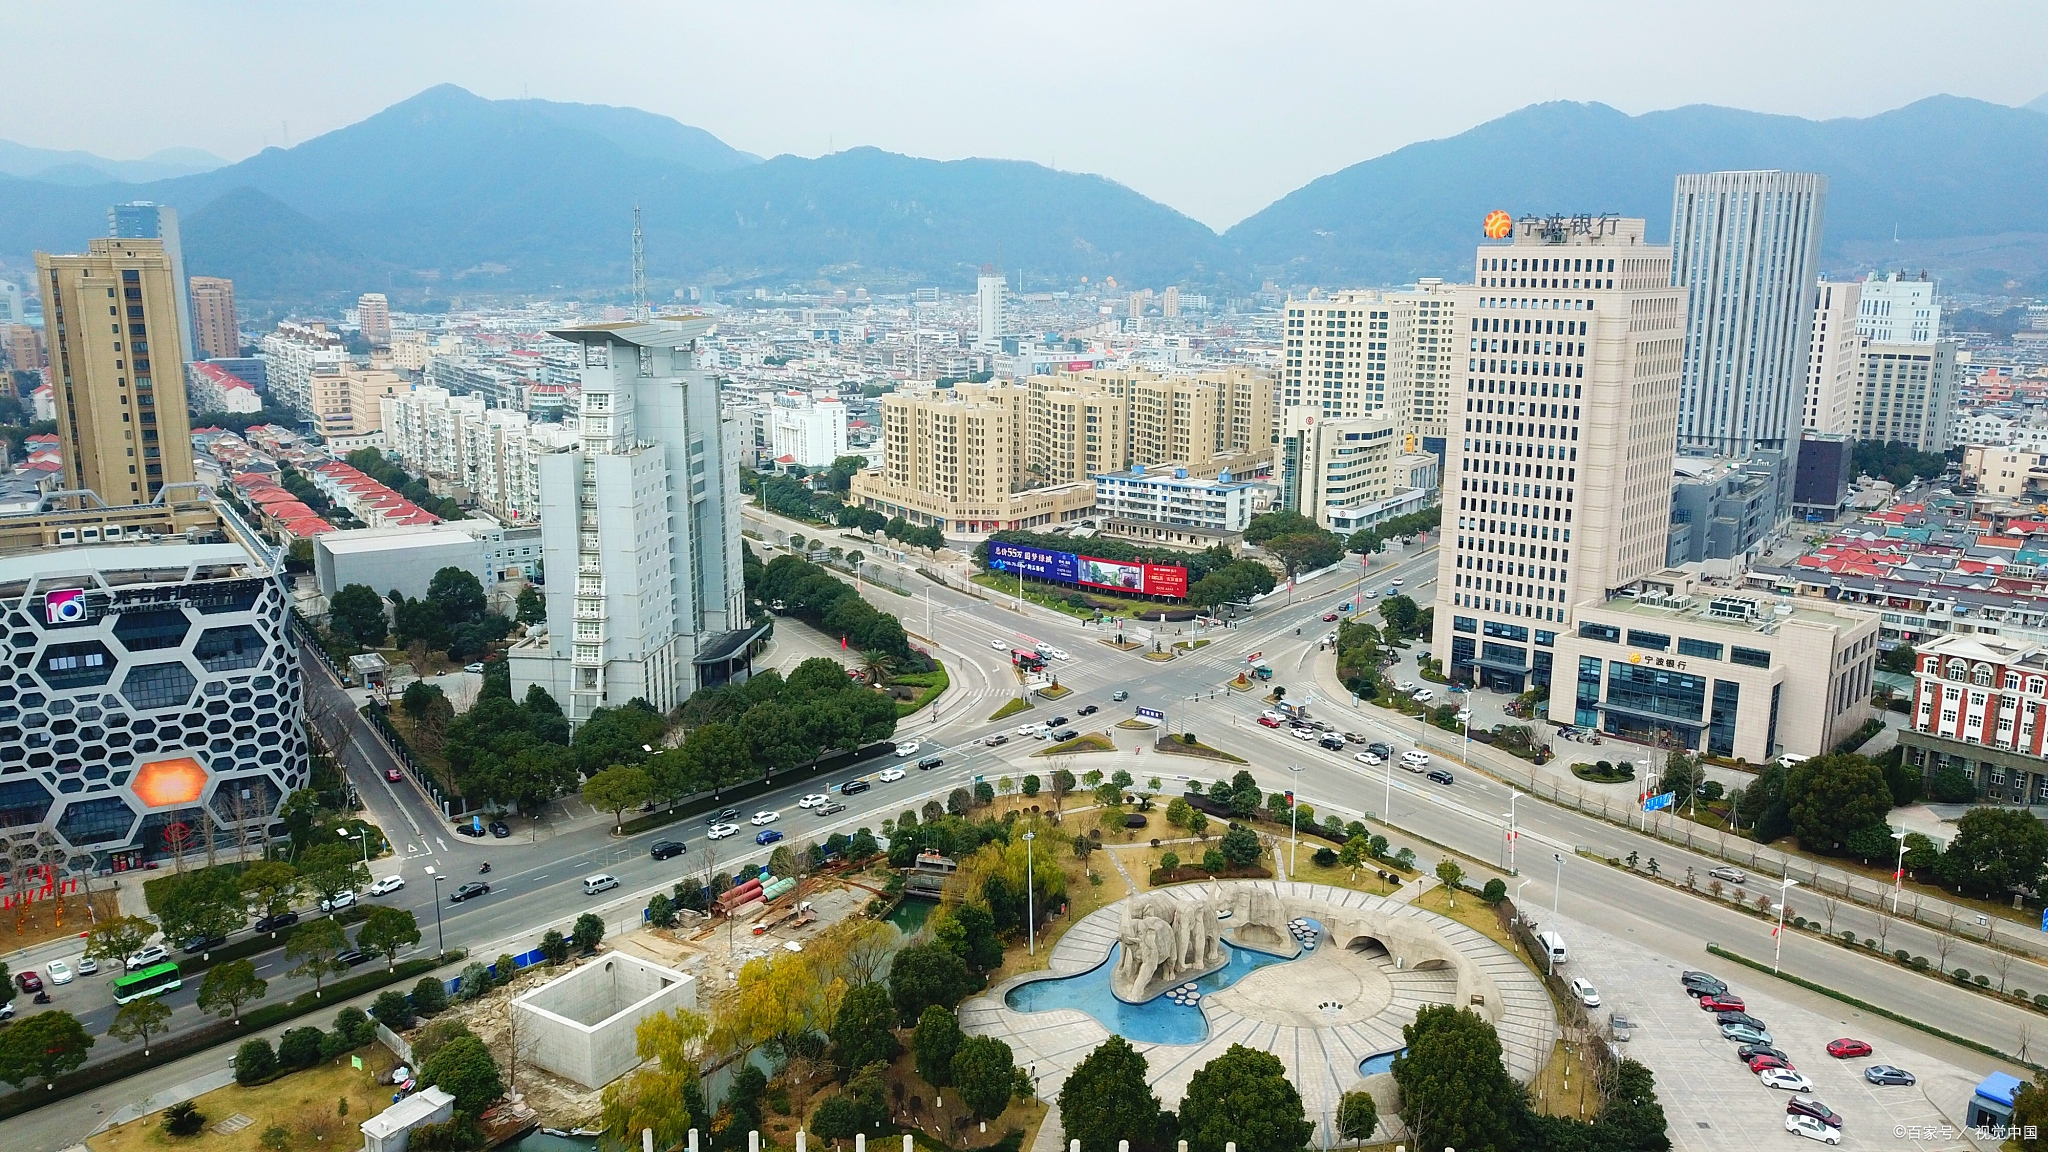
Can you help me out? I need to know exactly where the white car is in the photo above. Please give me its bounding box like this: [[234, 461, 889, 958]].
[[1455, 708, 1472, 723], [1400, 749, 1431, 770], [1412, 688, 1435, 703], [990, 639, 1007, 650], [1262, 710, 1288, 723], [1396, 680, 1418, 692], [1568, 977, 1601, 1008], [1017, 724, 1039, 737], [750, 810, 781, 826], [1291, 726, 1317, 740], [893, 741, 921, 757], [464, 662, 486, 674], [878, 767, 906, 782], [45, 960, 72, 986], [1355, 752, 1383, 767], [76, 957, 98, 977], [707, 822, 740, 840], [367, 875, 406, 897], [1760, 1069, 1814, 1092], [1047, 647, 1069, 660], [126, 945, 168, 971], [320, 890, 358, 913], [798, 793, 830, 808], [1785, 1115, 1840, 1145]]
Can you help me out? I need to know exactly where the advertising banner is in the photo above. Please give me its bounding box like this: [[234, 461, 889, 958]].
[[988, 540, 1188, 599]]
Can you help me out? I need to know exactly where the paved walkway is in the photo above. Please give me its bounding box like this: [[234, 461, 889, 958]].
[[959, 879, 1556, 1152]]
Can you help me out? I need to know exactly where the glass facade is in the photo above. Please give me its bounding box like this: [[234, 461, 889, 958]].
[[1579, 622, 1620, 643], [1678, 637, 1724, 660], [1626, 630, 1671, 651], [1732, 645, 1772, 668], [1708, 680, 1740, 756], [1605, 661, 1706, 721], [1576, 656, 1601, 728]]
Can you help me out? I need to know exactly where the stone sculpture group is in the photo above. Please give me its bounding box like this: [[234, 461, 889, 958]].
[[1111, 885, 1291, 1001]]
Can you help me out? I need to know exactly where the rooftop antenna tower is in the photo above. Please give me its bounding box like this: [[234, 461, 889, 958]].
[[631, 205, 649, 319]]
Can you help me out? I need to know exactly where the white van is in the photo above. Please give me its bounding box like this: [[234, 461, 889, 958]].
[[1535, 930, 1568, 966], [582, 873, 620, 895]]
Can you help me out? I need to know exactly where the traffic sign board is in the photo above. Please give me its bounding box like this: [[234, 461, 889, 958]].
[[1136, 707, 1165, 720], [1642, 791, 1676, 812]]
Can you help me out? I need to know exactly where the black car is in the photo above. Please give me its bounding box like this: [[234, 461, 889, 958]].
[[1786, 1098, 1842, 1129], [916, 756, 945, 770], [449, 882, 491, 903], [1715, 1010, 1766, 1030], [1367, 742, 1394, 759], [180, 935, 228, 955], [708, 807, 740, 825], [254, 911, 300, 933], [1077, 705, 1099, 716], [1318, 735, 1345, 750], [841, 779, 871, 795], [1053, 729, 1079, 741], [1425, 768, 1454, 786], [334, 948, 371, 967], [649, 839, 687, 861], [1045, 716, 1069, 727], [1681, 971, 1727, 997], [454, 821, 488, 837], [490, 820, 511, 838], [985, 734, 1009, 747], [819, 803, 846, 817], [1737, 1043, 1789, 1064]]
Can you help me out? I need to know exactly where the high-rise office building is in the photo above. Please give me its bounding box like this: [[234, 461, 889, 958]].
[[35, 237, 197, 504], [1279, 408, 1403, 531], [1854, 339, 1957, 452], [356, 292, 392, 347], [1386, 280, 1461, 454], [509, 318, 748, 726], [1669, 172, 1827, 464], [1804, 278, 1863, 435], [976, 266, 1005, 351], [1857, 273, 1938, 344], [189, 276, 240, 360], [108, 202, 195, 366], [1433, 214, 1687, 692], [0, 279, 22, 324]]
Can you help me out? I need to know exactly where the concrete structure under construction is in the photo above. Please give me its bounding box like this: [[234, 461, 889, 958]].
[[511, 953, 697, 1089]]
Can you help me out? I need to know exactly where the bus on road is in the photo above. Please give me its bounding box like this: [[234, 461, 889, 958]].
[[112, 961, 182, 1004]]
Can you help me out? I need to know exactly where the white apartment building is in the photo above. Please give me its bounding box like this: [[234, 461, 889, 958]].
[[1092, 464, 1258, 534], [1434, 214, 1688, 693], [1671, 171, 1827, 463], [976, 266, 1005, 350], [1387, 280, 1461, 449], [510, 318, 748, 726], [187, 361, 263, 415], [1858, 273, 1938, 344], [1805, 278, 1864, 435], [1279, 291, 1391, 429], [1854, 340, 1957, 452], [379, 384, 575, 526], [261, 321, 348, 419], [767, 391, 848, 468], [1279, 409, 1406, 532]]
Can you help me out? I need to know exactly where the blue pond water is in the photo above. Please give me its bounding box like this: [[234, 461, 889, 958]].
[[1004, 941, 1297, 1044], [1359, 1048, 1406, 1076]]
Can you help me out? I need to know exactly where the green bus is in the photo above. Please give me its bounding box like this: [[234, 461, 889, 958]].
[[111, 961, 182, 1004]]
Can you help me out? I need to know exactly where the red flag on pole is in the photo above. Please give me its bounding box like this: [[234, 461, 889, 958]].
[[841, 636, 847, 649], [1771, 923, 1781, 937]]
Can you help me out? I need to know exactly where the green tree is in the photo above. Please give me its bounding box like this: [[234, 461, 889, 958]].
[[888, 943, 977, 1025], [1179, 1044, 1312, 1152], [1265, 531, 1344, 577], [1336, 1090, 1378, 1146], [401, 679, 446, 720], [912, 1004, 963, 1087], [1936, 805, 2048, 898], [1435, 860, 1465, 906], [240, 860, 302, 920], [1786, 754, 1893, 853], [84, 915, 159, 971], [234, 1038, 278, 1086], [582, 765, 655, 830], [1166, 797, 1193, 829], [831, 983, 899, 1075], [358, 906, 422, 971], [540, 929, 571, 966], [108, 996, 174, 1055], [328, 584, 389, 647], [285, 917, 349, 997], [1927, 762, 1978, 803], [1219, 824, 1262, 868], [425, 566, 488, 629], [1058, 1034, 1169, 1152], [163, 1100, 207, 1137], [0, 1010, 92, 1088], [1901, 831, 1942, 875], [515, 584, 546, 626], [372, 989, 416, 1031], [412, 976, 450, 1017], [197, 959, 268, 1025], [571, 912, 606, 954], [420, 1034, 504, 1116], [2010, 1068, 2048, 1152], [955, 902, 1005, 974], [278, 1026, 325, 1069], [951, 1033, 1023, 1121], [299, 841, 371, 909], [599, 1009, 708, 1151], [1877, 642, 1917, 675], [1391, 1005, 1523, 1152], [1243, 510, 1320, 544], [156, 867, 247, 951]]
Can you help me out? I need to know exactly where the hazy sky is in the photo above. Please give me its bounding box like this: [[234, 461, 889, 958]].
[[5, 1, 2047, 229]]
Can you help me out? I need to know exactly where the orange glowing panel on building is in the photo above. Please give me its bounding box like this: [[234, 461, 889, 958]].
[[1483, 210, 1513, 239], [133, 757, 208, 808]]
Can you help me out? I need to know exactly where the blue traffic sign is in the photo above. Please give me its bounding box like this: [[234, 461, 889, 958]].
[[1642, 791, 1676, 812], [1136, 707, 1165, 720]]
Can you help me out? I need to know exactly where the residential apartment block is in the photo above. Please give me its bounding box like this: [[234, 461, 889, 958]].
[[1904, 633, 2048, 806], [1433, 214, 1687, 693], [1804, 278, 1863, 436], [378, 384, 575, 526], [1091, 464, 1259, 534], [1853, 340, 1957, 452], [189, 276, 240, 360], [356, 293, 392, 347], [260, 321, 347, 419]]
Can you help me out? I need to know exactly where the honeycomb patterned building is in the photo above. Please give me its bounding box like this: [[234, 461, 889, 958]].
[[0, 512, 304, 874]]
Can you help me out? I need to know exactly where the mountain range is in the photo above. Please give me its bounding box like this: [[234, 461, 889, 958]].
[[4, 84, 2048, 311]]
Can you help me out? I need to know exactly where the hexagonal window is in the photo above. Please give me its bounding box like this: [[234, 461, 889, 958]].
[[209, 774, 281, 823], [120, 662, 197, 712], [202, 681, 226, 698], [194, 626, 265, 672], [36, 640, 114, 690], [229, 686, 253, 704], [111, 609, 190, 653], [0, 778, 55, 826], [56, 778, 82, 794], [53, 795, 135, 845], [133, 756, 208, 808]]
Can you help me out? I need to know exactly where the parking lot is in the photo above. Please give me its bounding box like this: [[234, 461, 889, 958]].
[[1548, 912, 1992, 1151]]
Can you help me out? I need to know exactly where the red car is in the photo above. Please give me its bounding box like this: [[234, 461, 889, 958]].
[[1748, 1054, 1793, 1073], [14, 971, 41, 994], [1322, 612, 1340, 622], [1257, 716, 1283, 728], [385, 767, 404, 783], [1699, 993, 1746, 1013], [1825, 1038, 1872, 1059]]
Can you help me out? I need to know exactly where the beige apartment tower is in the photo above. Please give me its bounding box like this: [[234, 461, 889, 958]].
[[1804, 278, 1862, 435], [357, 293, 392, 347], [35, 237, 196, 504], [189, 275, 240, 359], [1431, 215, 1686, 693]]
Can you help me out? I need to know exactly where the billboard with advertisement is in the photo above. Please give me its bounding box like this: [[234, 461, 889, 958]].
[[986, 540, 1187, 599]]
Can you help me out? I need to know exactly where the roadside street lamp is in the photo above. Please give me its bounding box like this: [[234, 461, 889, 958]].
[[1022, 832, 1036, 956], [1288, 764, 1304, 876], [1774, 877, 1800, 973], [340, 825, 369, 870], [1551, 851, 1563, 920], [1890, 830, 1908, 914], [430, 873, 446, 956]]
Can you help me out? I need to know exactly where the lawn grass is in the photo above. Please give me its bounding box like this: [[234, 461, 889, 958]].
[[986, 846, 1127, 983], [89, 1046, 400, 1152], [1528, 1038, 1597, 1120], [1410, 884, 1524, 960], [989, 696, 1034, 721], [894, 661, 950, 717], [1150, 736, 1246, 763], [1035, 733, 1116, 756]]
